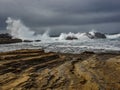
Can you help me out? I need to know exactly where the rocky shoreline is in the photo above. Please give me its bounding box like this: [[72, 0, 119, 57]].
[[0, 33, 42, 44], [0, 33, 22, 44], [0, 31, 107, 44], [0, 49, 120, 90]]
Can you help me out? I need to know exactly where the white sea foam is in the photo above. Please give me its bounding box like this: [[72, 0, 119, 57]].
[[6, 17, 50, 40], [106, 34, 120, 39], [5, 17, 120, 41], [1, 17, 119, 53], [58, 30, 101, 40], [58, 32, 89, 40]]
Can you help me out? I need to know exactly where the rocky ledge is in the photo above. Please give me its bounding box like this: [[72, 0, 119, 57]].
[[0, 33, 22, 44], [0, 33, 42, 44], [0, 49, 120, 90]]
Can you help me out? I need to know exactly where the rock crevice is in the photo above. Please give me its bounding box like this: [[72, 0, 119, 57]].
[[0, 49, 120, 90]]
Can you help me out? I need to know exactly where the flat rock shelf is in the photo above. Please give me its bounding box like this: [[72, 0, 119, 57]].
[[0, 49, 120, 90]]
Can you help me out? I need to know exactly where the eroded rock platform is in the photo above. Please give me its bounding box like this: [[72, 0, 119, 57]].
[[0, 49, 120, 90]]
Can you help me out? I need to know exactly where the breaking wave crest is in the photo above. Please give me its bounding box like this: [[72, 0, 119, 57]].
[[106, 34, 120, 39], [58, 32, 89, 40], [6, 17, 50, 40]]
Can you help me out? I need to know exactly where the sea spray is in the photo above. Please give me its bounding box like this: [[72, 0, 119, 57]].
[[58, 32, 87, 40], [6, 17, 50, 40], [5, 17, 120, 41], [40, 29, 51, 41], [106, 34, 120, 39]]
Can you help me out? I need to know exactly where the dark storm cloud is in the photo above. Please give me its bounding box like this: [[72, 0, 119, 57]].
[[41, 0, 120, 14], [0, 0, 120, 33]]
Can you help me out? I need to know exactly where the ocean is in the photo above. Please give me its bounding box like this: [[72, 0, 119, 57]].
[[0, 17, 120, 54], [0, 37, 120, 54]]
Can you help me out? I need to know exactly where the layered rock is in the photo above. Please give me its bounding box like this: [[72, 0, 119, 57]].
[[0, 49, 120, 90]]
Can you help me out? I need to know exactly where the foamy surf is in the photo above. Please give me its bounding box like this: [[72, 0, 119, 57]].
[[6, 17, 50, 41], [0, 17, 119, 53], [106, 34, 120, 39], [5, 17, 120, 41]]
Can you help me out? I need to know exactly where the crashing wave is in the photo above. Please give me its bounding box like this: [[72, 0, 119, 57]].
[[86, 31, 106, 39], [58, 32, 88, 40], [5, 17, 120, 41], [106, 33, 120, 39], [6, 17, 50, 41], [58, 31, 106, 40]]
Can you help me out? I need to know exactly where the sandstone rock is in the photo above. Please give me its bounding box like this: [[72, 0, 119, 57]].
[[0, 49, 120, 90]]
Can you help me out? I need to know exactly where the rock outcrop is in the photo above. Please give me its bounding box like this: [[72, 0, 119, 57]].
[[66, 36, 78, 40], [0, 49, 120, 90], [0, 33, 22, 44], [0, 33, 12, 39], [0, 33, 42, 44], [86, 32, 106, 39], [0, 38, 22, 44], [23, 40, 33, 42]]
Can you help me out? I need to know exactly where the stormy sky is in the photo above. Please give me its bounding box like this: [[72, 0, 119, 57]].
[[0, 0, 120, 34]]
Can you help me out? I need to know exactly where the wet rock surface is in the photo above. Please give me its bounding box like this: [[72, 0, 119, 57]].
[[0, 38, 22, 44], [86, 32, 106, 39], [0, 33, 42, 44], [0, 33, 22, 44], [23, 40, 33, 42], [0, 49, 120, 90], [0, 33, 12, 39], [65, 36, 78, 40]]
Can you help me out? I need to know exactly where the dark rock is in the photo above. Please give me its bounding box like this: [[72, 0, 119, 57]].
[[66, 36, 78, 40], [23, 40, 33, 42], [0, 38, 22, 44], [0, 33, 12, 39], [34, 40, 41, 42], [86, 32, 106, 39], [93, 32, 106, 39], [0, 33, 22, 44]]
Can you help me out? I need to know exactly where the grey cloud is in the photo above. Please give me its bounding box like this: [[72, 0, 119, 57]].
[[0, 0, 120, 33], [40, 0, 120, 14]]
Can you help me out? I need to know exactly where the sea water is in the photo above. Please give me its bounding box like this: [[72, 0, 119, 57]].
[[0, 17, 120, 54]]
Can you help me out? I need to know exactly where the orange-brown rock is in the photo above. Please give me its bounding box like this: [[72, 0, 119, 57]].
[[0, 49, 120, 90]]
